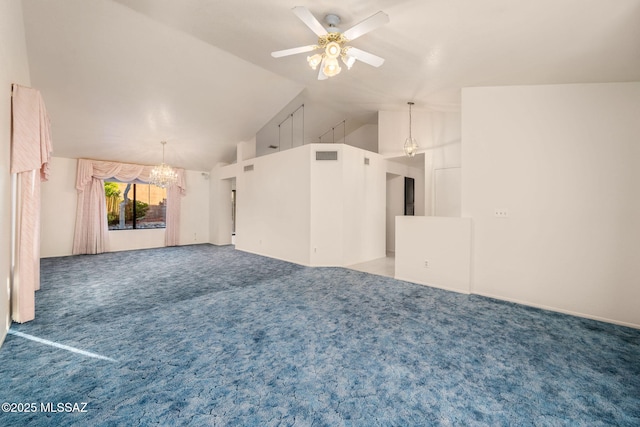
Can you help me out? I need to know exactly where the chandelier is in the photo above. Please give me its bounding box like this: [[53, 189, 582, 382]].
[[403, 102, 419, 157], [149, 141, 177, 188]]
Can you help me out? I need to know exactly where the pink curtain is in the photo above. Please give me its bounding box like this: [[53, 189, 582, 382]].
[[165, 183, 183, 247], [10, 84, 53, 323], [72, 159, 185, 254]]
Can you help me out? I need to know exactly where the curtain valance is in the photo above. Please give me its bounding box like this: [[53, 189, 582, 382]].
[[76, 159, 186, 194], [11, 84, 52, 179]]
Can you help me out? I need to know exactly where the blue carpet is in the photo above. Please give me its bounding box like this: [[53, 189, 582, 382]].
[[0, 244, 638, 426]]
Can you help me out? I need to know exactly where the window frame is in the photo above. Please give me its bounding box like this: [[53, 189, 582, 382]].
[[105, 180, 167, 231]]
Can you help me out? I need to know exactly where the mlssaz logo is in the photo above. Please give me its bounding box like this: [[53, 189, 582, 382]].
[[40, 402, 88, 413]]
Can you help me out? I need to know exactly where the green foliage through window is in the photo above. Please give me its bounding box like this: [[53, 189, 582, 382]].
[[104, 182, 166, 230]]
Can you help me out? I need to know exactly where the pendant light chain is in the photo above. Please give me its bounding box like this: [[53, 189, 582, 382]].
[[409, 101, 413, 139]]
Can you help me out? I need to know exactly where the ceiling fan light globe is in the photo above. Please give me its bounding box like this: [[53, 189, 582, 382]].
[[342, 55, 356, 70], [307, 53, 323, 70], [325, 42, 341, 59], [323, 57, 341, 77]]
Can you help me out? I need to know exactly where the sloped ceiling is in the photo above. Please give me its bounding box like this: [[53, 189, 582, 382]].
[[21, 0, 303, 171], [21, 0, 640, 171]]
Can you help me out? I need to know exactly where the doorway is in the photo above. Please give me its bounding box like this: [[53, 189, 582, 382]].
[[404, 177, 415, 216], [230, 178, 236, 244]]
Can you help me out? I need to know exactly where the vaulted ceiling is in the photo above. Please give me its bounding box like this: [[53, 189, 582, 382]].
[[21, 0, 640, 171]]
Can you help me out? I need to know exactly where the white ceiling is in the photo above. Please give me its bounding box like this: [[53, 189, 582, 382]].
[[21, 0, 640, 171]]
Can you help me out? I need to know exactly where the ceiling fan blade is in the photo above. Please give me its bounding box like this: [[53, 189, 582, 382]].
[[292, 6, 328, 37], [318, 58, 328, 80], [343, 11, 389, 41], [271, 45, 318, 58], [345, 47, 385, 67]]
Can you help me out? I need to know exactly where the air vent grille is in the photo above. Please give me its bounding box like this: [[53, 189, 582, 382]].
[[315, 151, 338, 161], [243, 164, 254, 172]]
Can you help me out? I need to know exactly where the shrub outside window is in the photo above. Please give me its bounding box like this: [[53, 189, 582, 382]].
[[105, 182, 167, 230]]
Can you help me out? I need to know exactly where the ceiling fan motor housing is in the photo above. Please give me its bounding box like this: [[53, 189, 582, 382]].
[[324, 14, 341, 33]]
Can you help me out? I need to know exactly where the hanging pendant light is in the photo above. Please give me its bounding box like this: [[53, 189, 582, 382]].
[[404, 102, 418, 157], [149, 141, 178, 188]]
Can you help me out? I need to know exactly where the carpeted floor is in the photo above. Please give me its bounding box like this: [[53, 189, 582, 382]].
[[0, 244, 638, 426]]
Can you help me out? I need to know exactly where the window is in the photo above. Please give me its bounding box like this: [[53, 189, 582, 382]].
[[105, 182, 166, 230]]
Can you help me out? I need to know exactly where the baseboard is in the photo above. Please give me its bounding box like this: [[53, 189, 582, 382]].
[[474, 291, 640, 330]]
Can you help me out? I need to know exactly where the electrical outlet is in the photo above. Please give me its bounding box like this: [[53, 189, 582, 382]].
[[424, 260, 430, 268], [494, 209, 509, 218]]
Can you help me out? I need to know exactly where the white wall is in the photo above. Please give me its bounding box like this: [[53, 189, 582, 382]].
[[434, 167, 461, 217], [108, 228, 165, 251], [227, 144, 385, 267], [255, 92, 305, 157], [462, 83, 640, 328], [234, 146, 311, 265], [310, 147, 343, 265], [179, 170, 210, 245], [310, 144, 386, 266], [341, 124, 378, 153], [395, 217, 472, 294], [209, 163, 236, 246], [41, 157, 77, 257], [338, 145, 385, 266], [0, 0, 32, 346], [237, 138, 256, 162], [41, 157, 211, 256], [385, 175, 404, 253]]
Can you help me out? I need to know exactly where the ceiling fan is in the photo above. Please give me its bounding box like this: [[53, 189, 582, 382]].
[[271, 6, 389, 80]]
